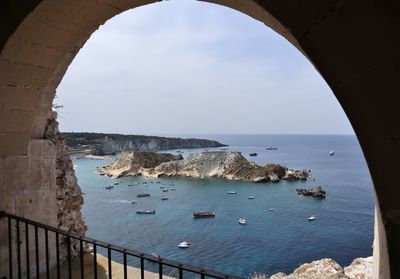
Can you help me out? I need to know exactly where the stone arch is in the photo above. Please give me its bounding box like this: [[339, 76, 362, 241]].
[[1, 1, 399, 278]]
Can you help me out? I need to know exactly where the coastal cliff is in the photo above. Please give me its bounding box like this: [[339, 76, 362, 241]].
[[63, 132, 226, 156], [44, 112, 87, 257], [99, 151, 309, 182], [264, 257, 373, 279]]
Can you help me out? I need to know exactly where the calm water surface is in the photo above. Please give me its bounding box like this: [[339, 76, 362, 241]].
[[74, 135, 374, 277]]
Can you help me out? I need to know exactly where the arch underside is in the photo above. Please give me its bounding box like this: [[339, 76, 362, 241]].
[[0, 0, 399, 278]]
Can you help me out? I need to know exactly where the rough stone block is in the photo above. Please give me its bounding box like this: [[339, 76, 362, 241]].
[[0, 85, 40, 111], [0, 109, 35, 133]]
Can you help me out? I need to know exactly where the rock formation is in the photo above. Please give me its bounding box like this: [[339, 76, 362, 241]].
[[296, 186, 326, 199], [99, 151, 309, 183], [62, 132, 226, 156], [263, 257, 373, 279], [44, 111, 87, 257], [99, 151, 183, 177]]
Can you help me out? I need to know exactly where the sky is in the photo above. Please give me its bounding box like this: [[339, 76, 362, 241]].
[[56, 0, 354, 135]]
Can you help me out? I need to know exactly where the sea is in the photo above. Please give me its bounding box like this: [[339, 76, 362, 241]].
[[73, 134, 375, 277]]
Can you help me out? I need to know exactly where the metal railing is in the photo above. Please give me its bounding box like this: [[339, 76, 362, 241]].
[[0, 211, 243, 279]]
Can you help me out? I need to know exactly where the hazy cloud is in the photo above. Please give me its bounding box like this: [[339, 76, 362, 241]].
[[56, 0, 354, 135]]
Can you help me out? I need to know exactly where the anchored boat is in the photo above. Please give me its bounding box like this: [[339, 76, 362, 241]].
[[193, 212, 215, 218], [178, 241, 190, 248], [137, 193, 150, 198], [308, 215, 317, 221], [238, 218, 247, 225], [136, 209, 155, 214]]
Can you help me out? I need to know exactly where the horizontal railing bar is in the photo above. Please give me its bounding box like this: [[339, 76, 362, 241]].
[[1, 211, 243, 279]]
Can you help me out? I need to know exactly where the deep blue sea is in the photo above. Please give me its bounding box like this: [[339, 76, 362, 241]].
[[74, 135, 374, 277]]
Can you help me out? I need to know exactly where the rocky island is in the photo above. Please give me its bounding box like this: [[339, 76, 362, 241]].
[[98, 151, 309, 183], [296, 186, 326, 199], [63, 132, 226, 156]]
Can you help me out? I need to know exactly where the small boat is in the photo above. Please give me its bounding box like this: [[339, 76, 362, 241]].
[[330, 151, 335, 156], [193, 212, 215, 218], [144, 185, 149, 187], [130, 200, 137, 204], [113, 182, 119, 185], [163, 188, 169, 192], [137, 193, 151, 198], [151, 253, 160, 258], [128, 184, 134, 187], [136, 209, 155, 214], [220, 148, 228, 151], [171, 187, 176, 191], [156, 181, 161, 184], [105, 185, 114, 190], [249, 153, 257, 157], [228, 191, 237, 194], [238, 218, 247, 225], [268, 208, 275, 211], [266, 147, 278, 150], [178, 241, 190, 248], [160, 186, 165, 189], [248, 196, 255, 200], [161, 197, 169, 201], [308, 215, 317, 221], [142, 182, 147, 184]]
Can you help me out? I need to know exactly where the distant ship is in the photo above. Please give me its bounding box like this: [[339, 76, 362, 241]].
[[249, 153, 257, 157], [193, 212, 215, 218], [266, 147, 278, 150], [330, 151, 335, 156]]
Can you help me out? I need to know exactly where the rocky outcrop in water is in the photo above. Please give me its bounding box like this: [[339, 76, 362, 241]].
[[63, 132, 226, 156], [296, 186, 326, 199], [99, 151, 183, 177], [98, 151, 309, 183], [44, 111, 87, 257], [264, 257, 373, 279]]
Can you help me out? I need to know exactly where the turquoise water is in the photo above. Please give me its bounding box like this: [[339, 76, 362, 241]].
[[74, 135, 374, 277]]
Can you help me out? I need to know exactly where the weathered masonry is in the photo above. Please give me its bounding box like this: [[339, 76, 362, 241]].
[[0, 1, 399, 278]]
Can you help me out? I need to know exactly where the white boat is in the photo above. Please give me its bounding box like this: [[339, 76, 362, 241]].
[[105, 185, 114, 190], [163, 188, 169, 192], [330, 151, 335, 156], [308, 215, 317, 221], [178, 241, 190, 248], [171, 187, 176, 191], [238, 218, 247, 225], [228, 191, 237, 194], [248, 196, 255, 200], [113, 182, 119, 185], [130, 200, 137, 204], [268, 208, 275, 211]]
